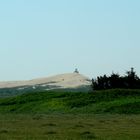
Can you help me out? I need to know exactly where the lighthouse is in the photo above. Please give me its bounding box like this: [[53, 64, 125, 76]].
[[74, 68, 79, 74]]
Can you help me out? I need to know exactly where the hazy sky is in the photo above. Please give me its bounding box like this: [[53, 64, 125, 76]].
[[0, 0, 140, 80]]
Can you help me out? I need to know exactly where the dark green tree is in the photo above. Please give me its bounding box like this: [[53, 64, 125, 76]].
[[92, 68, 140, 90]]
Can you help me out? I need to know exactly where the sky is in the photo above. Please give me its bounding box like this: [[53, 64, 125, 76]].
[[0, 0, 140, 81]]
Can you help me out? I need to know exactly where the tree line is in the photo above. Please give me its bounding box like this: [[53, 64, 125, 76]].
[[92, 68, 140, 90]]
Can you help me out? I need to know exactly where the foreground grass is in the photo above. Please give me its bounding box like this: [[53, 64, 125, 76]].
[[0, 114, 140, 140], [0, 89, 140, 139], [0, 89, 140, 114]]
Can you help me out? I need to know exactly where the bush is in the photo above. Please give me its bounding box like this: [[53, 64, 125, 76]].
[[92, 68, 140, 90]]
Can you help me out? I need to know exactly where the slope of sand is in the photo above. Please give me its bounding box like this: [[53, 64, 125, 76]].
[[0, 73, 91, 89]]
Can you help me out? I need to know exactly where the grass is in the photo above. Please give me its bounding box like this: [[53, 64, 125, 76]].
[[0, 89, 140, 139], [0, 89, 140, 114], [0, 114, 140, 140]]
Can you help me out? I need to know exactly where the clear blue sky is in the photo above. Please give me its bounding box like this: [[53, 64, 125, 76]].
[[0, 0, 140, 80]]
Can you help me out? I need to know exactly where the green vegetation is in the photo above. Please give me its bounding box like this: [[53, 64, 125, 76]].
[[0, 89, 140, 114], [0, 114, 140, 140], [92, 68, 140, 90], [0, 89, 140, 139]]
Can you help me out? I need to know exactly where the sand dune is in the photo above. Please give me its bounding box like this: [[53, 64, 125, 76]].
[[0, 73, 91, 90]]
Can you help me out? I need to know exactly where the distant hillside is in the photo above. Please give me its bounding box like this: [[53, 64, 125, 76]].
[[0, 89, 140, 114], [0, 73, 92, 97]]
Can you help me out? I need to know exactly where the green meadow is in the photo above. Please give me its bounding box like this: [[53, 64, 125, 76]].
[[0, 89, 140, 139]]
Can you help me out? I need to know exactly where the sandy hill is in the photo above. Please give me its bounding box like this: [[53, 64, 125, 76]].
[[0, 73, 91, 91]]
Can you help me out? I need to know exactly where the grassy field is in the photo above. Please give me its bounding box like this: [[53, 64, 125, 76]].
[[0, 89, 140, 139], [0, 114, 140, 140], [0, 89, 140, 114]]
